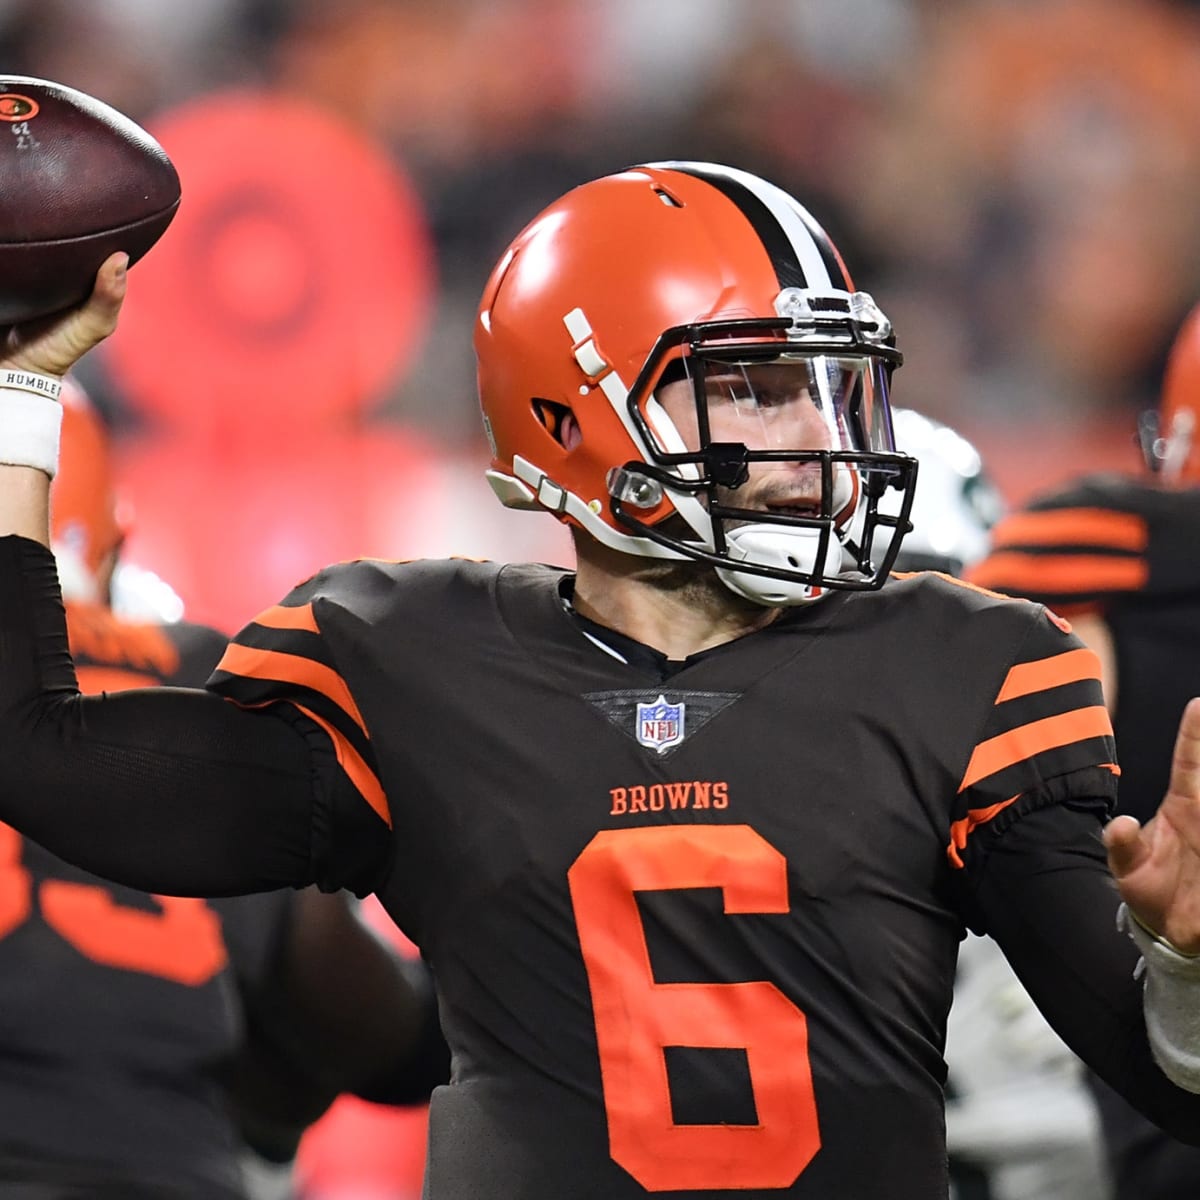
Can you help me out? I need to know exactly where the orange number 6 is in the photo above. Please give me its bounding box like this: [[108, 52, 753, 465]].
[[568, 824, 820, 1192]]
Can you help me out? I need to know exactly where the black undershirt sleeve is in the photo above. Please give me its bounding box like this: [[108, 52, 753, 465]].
[[0, 535, 320, 896], [970, 799, 1200, 1144]]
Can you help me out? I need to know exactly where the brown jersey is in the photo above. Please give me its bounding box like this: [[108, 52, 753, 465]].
[[966, 472, 1200, 823], [209, 558, 1120, 1199]]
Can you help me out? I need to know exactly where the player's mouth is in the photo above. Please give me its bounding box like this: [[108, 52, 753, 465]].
[[764, 500, 821, 518]]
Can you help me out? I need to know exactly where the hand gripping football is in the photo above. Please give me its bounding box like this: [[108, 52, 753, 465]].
[[0, 76, 180, 324]]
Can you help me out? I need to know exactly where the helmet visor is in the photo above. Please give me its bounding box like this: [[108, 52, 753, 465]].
[[646, 352, 897, 501]]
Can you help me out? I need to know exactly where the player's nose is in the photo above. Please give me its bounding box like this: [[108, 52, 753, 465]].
[[764, 397, 831, 451]]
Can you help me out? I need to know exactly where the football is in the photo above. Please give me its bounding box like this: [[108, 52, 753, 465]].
[[0, 76, 180, 324]]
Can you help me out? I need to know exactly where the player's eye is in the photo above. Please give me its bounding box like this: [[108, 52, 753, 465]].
[[705, 376, 754, 408]]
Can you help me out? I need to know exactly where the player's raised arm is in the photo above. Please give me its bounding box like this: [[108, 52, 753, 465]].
[[0, 254, 340, 898]]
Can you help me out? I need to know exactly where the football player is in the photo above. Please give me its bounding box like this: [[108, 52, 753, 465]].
[[0, 162, 1197, 1200], [0, 382, 446, 1199], [966, 300, 1200, 1200]]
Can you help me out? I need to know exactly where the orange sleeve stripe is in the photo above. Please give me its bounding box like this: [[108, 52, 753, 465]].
[[252, 603, 320, 633], [958, 705, 1113, 792], [946, 795, 1020, 869], [966, 552, 1148, 595], [215, 643, 367, 736], [990, 508, 1148, 551], [293, 703, 391, 828], [995, 647, 1103, 703]]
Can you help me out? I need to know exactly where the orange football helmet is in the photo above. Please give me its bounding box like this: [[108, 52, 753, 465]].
[[51, 379, 127, 603], [1142, 300, 1200, 485], [475, 161, 916, 605]]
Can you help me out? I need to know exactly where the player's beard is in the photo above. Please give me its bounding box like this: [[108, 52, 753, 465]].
[[650, 466, 839, 611], [572, 513, 767, 617], [576, 463, 838, 613], [627, 553, 773, 620], [617, 508, 772, 618]]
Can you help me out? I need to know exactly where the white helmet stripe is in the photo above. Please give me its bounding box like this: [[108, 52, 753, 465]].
[[646, 161, 848, 292], [712, 164, 837, 291]]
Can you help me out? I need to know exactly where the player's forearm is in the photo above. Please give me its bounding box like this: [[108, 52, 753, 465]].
[[352, 952, 451, 1105], [0, 534, 318, 895], [0, 254, 126, 534], [250, 890, 449, 1106], [0, 464, 51, 545]]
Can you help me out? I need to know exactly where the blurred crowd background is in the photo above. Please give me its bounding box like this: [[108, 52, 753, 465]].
[[3, 0, 1200, 1195]]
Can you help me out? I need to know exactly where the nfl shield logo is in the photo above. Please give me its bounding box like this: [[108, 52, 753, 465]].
[[636, 695, 685, 753]]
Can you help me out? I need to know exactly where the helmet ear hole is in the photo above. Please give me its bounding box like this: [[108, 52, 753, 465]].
[[531, 398, 579, 450]]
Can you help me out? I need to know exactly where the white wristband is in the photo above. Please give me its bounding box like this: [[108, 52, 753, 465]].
[[0, 388, 63, 477], [0, 369, 62, 402], [1119, 903, 1200, 1093]]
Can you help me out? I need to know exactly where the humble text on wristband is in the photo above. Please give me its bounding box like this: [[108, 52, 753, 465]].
[[0, 371, 62, 402]]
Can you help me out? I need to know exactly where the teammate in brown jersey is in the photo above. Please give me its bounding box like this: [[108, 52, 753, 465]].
[[0, 161, 1197, 1200], [0, 383, 446, 1200], [966, 301, 1200, 1200]]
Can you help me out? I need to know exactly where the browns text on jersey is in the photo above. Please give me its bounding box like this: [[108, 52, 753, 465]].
[[608, 779, 730, 815]]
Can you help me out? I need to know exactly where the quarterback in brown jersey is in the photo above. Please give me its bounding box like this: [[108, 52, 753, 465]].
[[967, 301, 1200, 1200], [0, 382, 446, 1199], [0, 162, 1198, 1200]]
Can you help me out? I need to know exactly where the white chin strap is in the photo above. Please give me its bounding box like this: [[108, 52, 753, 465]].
[[715, 524, 846, 606]]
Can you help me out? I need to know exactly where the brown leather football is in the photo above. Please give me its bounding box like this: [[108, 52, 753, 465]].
[[0, 76, 180, 324]]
